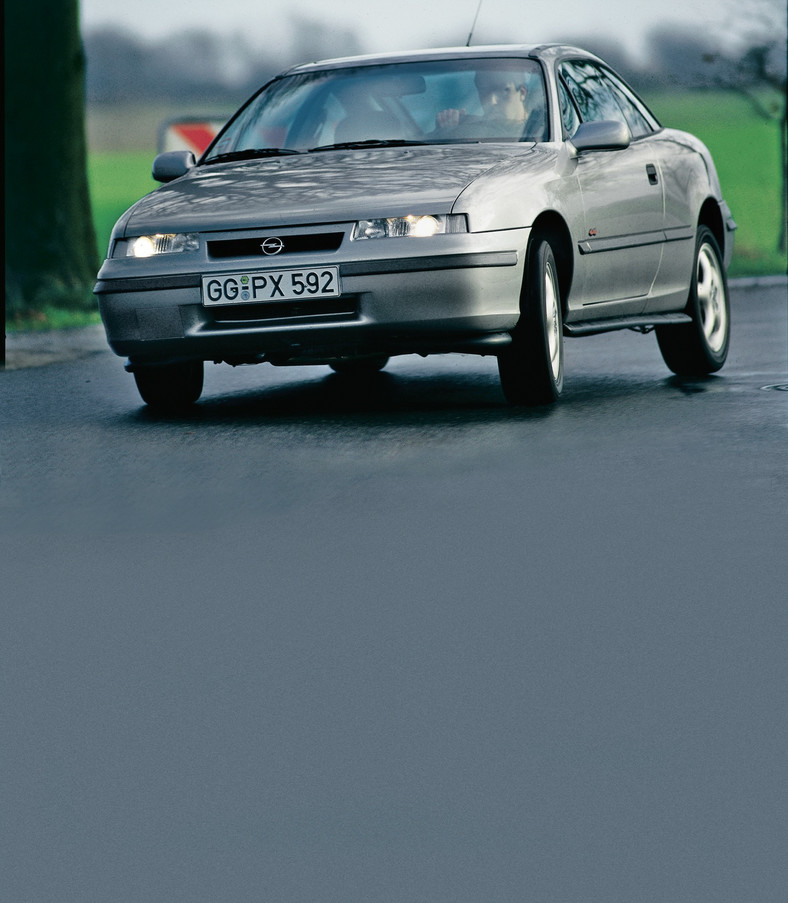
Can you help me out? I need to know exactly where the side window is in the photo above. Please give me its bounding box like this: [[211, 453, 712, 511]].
[[600, 69, 656, 138], [560, 60, 627, 127], [558, 79, 580, 137]]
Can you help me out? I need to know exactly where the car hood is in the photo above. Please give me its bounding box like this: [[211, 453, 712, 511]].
[[121, 144, 537, 234]]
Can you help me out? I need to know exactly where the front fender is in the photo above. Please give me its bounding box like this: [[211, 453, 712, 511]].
[[452, 143, 583, 240]]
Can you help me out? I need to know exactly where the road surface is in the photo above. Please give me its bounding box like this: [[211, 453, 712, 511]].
[[2, 282, 786, 903]]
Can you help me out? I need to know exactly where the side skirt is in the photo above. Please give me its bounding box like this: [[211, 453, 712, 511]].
[[564, 312, 692, 337]]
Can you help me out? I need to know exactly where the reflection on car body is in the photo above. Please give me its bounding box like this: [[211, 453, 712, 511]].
[[95, 44, 735, 410]]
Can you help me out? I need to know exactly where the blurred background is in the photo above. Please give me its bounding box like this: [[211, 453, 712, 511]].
[[81, 0, 787, 279]]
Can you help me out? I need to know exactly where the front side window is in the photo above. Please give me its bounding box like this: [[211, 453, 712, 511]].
[[205, 57, 549, 158], [600, 69, 657, 138], [559, 60, 657, 139], [560, 60, 626, 125], [558, 79, 580, 137]]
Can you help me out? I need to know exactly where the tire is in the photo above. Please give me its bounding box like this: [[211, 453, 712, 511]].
[[498, 237, 564, 405], [656, 226, 730, 375], [133, 360, 204, 410], [329, 355, 389, 375]]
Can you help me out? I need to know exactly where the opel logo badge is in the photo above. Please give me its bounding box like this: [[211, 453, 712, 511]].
[[261, 237, 285, 255]]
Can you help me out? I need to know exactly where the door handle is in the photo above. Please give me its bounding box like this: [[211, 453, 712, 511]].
[[646, 164, 659, 185]]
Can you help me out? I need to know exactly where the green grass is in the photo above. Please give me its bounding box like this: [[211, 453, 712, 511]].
[[643, 90, 786, 277], [88, 152, 159, 259], [7, 306, 103, 333]]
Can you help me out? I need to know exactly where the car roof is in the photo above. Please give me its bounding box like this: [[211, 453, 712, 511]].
[[280, 44, 601, 75]]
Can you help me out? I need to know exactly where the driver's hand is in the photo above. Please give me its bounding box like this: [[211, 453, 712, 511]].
[[436, 108, 465, 129]]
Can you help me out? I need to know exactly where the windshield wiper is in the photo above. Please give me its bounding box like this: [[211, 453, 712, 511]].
[[203, 148, 302, 164], [309, 139, 428, 152]]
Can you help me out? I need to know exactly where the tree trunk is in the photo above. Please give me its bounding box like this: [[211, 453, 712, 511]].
[[4, 0, 98, 320]]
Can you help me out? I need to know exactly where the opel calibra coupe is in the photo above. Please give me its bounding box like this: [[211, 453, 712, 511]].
[[95, 44, 735, 409]]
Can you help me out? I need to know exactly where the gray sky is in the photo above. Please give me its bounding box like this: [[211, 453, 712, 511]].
[[79, 0, 742, 62]]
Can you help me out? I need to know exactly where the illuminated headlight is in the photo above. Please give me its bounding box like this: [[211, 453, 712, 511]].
[[114, 233, 199, 258], [352, 214, 467, 240]]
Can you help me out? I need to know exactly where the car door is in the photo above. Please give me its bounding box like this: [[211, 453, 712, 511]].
[[560, 61, 665, 318]]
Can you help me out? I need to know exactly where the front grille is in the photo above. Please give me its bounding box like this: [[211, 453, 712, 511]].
[[207, 232, 344, 259], [209, 297, 357, 325]]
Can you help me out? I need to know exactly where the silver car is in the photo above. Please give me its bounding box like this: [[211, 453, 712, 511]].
[[95, 44, 736, 409]]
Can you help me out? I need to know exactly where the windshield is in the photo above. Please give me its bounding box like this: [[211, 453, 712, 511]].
[[204, 57, 548, 159]]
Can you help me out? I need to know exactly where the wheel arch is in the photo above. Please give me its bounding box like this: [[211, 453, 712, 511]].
[[527, 212, 573, 314], [698, 197, 725, 258]]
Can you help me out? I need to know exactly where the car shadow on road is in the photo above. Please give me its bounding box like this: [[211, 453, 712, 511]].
[[122, 362, 733, 434], [128, 365, 567, 428]]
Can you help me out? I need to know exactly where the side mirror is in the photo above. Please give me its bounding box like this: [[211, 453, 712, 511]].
[[152, 150, 196, 183], [570, 120, 631, 153]]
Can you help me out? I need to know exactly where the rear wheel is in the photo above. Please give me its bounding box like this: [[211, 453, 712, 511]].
[[133, 360, 204, 410], [656, 226, 730, 375], [498, 237, 564, 405]]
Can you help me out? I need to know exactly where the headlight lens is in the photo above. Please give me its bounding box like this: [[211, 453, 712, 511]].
[[352, 214, 467, 240], [114, 233, 199, 258]]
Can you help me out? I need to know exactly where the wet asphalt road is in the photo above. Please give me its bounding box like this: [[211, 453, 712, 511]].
[[2, 283, 786, 903]]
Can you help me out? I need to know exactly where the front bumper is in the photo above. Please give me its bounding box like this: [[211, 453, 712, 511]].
[[95, 230, 528, 365]]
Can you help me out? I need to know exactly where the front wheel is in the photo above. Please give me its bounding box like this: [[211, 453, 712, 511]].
[[133, 360, 204, 410], [656, 226, 730, 375], [498, 238, 564, 405]]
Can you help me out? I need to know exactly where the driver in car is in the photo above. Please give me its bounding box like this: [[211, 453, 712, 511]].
[[437, 71, 530, 138]]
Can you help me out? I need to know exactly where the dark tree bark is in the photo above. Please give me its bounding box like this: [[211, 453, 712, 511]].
[[4, 0, 98, 320]]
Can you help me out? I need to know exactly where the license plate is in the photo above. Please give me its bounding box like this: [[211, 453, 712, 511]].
[[202, 267, 340, 306]]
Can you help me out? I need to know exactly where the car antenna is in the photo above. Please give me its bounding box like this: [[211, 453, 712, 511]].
[[466, 0, 484, 46]]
